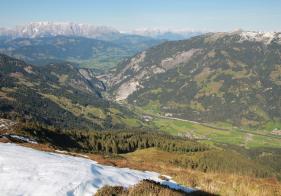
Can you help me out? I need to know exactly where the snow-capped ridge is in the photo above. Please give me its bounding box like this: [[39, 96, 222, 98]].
[[239, 31, 281, 44], [0, 21, 120, 38], [207, 30, 281, 45]]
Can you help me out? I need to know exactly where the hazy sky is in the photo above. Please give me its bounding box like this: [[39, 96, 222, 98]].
[[1, 0, 280, 31]]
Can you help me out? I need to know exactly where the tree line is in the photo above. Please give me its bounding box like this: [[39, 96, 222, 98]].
[[20, 124, 208, 154]]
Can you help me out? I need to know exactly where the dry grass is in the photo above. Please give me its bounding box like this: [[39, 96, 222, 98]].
[[173, 170, 280, 196], [94, 149, 281, 196], [95, 180, 213, 196]]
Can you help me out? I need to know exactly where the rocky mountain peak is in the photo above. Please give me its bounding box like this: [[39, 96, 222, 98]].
[[0, 22, 120, 39]]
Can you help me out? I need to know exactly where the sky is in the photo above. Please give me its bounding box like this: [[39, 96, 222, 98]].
[[0, 0, 281, 32]]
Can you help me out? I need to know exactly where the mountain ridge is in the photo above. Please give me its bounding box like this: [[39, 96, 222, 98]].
[[0, 53, 139, 130], [110, 31, 281, 128], [0, 21, 119, 39], [0, 22, 206, 41]]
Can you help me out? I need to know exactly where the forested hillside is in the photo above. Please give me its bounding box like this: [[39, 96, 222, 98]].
[[110, 31, 281, 129], [0, 54, 139, 130]]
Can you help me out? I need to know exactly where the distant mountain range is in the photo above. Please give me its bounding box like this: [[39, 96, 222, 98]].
[[0, 22, 204, 41], [0, 22, 168, 69], [0, 22, 206, 69], [110, 31, 281, 129], [127, 28, 204, 40], [0, 22, 119, 40]]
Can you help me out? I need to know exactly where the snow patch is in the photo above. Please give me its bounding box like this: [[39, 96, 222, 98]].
[[0, 143, 194, 196], [7, 134, 37, 144], [55, 150, 89, 158]]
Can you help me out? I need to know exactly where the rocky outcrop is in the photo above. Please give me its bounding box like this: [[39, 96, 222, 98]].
[[110, 49, 201, 100]]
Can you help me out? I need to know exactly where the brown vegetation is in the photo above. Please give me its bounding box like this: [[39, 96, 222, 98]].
[[95, 179, 214, 196], [90, 149, 281, 196]]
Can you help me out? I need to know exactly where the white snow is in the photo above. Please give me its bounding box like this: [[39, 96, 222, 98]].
[[54, 150, 89, 158], [8, 135, 38, 144], [0, 22, 119, 38], [239, 31, 281, 44], [0, 143, 194, 196]]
